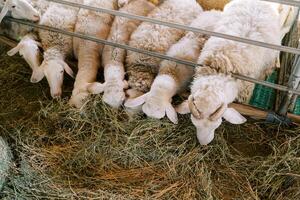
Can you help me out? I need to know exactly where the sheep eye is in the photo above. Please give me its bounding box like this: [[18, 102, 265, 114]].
[[12, 5, 16, 8], [60, 70, 64, 73]]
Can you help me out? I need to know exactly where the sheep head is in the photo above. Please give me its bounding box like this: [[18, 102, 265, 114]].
[[7, 35, 42, 83], [35, 59, 74, 98], [0, 0, 40, 23], [176, 75, 246, 145]]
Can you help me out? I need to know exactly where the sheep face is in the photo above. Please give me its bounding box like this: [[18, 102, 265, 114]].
[[0, 0, 40, 23], [37, 59, 74, 98], [7, 36, 42, 83], [177, 76, 247, 145], [188, 90, 226, 145]]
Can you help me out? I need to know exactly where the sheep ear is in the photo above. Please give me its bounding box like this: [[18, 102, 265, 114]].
[[166, 104, 178, 124], [87, 82, 105, 94], [124, 93, 148, 108], [30, 68, 44, 83], [63, 62, 75, 78], [36, 41, 42, 47], [223, 108, 247, 124], [0, 0, 10, 23], [175, 100, 190, 114], [7, 45, 21, 56]]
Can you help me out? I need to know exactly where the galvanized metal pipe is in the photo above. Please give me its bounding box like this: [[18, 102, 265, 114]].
[[5, 17, 300, 96], [46, 0, 300, 55]]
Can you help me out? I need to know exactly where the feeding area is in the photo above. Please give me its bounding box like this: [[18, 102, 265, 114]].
[[0, 0, 300, 199]]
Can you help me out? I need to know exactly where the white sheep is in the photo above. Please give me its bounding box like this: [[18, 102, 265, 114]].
[[32, 1, 80, 98], [124, 0, 203, 111], [0, 0, 40, 23], [87, 0, 157, 108], [125, 10, 222, 123], [68, 0, 118, 108], [176, 0, 282, 145], [7, 33, 43, 83], [0, 0, 49, 41], [4, 0, 49, 84]]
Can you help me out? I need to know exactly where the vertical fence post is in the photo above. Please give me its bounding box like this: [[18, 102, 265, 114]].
[[279, 54, 300, 115]]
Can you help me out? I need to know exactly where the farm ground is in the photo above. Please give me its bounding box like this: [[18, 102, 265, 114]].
[[0, 44, 299, 199]]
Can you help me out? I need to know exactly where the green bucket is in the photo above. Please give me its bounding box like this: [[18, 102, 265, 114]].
[[249, 70, 278, 110]]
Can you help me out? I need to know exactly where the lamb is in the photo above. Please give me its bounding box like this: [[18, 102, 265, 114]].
[[87, 0, 157, 108], [69, 0, 118, 108], [123, 0, 203, 111], [125, 10, 222, 123], [176, 0, 282, 145], [32, 1, 80, 98], [0, 0, 40, 23], [7, 33, 43, 83], [4, 0, 49, 84]]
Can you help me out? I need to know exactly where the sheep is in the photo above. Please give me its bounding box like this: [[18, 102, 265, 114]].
[[176, 0, 282, 145], [68, 0, 118, 108], [87, 0, 157, 108], [124, 0, 203, 111], [32, 1, 80, 98], [125, 10, 222, 123], [4, 0, 49, 84], [0, 0, 40, 23], [0, 0, 49, 41], [7, 33, 43, 83]]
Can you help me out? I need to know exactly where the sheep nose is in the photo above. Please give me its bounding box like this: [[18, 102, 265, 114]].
[[33, 14, 40, 21], [51, 92, 62, 99], [30, 78, 38, 83]]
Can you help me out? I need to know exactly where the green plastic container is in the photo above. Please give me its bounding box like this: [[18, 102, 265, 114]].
[[249, 70, 278, 110], [293, 97, 300, 115]]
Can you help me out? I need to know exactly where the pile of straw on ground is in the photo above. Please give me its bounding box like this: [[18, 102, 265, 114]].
[[0, 44, 299, 199]]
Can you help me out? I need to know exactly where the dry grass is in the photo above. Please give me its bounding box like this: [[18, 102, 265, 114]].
[[0, 44, 300, 200]]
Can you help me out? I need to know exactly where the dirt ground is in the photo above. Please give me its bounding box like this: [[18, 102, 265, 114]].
[[0, 43, 299, 199]]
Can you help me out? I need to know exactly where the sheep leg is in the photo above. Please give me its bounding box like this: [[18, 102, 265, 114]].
[[69, 41, 100, 108]]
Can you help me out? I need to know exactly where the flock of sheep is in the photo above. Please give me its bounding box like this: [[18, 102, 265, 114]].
[[0, 0, 296, 145]]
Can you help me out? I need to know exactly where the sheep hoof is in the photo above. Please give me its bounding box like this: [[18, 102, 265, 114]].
[[69, 92, 90, 108]]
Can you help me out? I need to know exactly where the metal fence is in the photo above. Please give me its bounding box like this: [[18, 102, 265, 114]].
[[2, 0, 300, 121]]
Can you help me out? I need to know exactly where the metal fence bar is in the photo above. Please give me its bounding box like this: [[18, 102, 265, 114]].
[[5, 17, 300, 96], [46, 0, 300, 55], [262, 0, 300, 7]]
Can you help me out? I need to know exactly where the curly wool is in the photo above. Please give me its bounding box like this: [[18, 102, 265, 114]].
[[126, 0, 203, 93], [38, 1, 81, 61], [195, 0, 281, 103], [102, 0, 156, 76]]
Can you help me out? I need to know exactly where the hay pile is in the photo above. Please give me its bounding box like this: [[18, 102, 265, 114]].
[[0, 44, 300, 199], [0, 137, 12, 191]]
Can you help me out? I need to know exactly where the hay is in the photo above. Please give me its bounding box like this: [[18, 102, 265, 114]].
[[0, 137, 12, 191], [0, 44, 300, 199]]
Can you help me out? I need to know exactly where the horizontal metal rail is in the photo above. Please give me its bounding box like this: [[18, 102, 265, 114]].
[[263, 0, 300, 7], [46, 0, 300, 56], [4, 17, 300, 96]]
